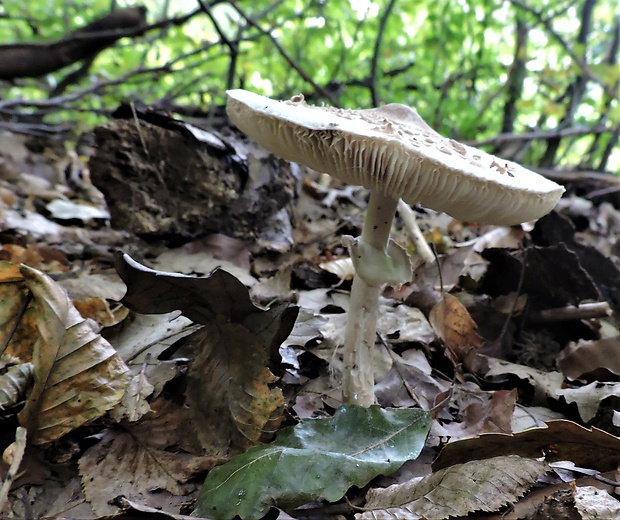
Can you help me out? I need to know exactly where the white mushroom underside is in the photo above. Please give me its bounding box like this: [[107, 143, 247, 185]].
[[226, 90, 565, 225]]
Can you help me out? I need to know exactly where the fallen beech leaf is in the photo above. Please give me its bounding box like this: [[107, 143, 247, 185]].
[[429, 293, 483, 363], [359, 455, 548, 519], [4, 264, 129, 445], [195, 406, 432, 520]]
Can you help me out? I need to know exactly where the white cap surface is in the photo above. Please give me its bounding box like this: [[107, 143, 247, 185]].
[[226, 89, 565, 225]]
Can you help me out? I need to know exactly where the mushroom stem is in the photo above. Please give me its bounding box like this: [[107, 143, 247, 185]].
[[397, 199, 435, 264], [342, 276, 382, 406], [342, 191, 399, 406]]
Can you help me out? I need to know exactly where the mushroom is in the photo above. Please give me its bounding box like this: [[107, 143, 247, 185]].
[[225, 89, 565, 407]]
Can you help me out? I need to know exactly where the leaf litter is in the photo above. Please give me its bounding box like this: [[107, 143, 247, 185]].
[[0, 114, 618, 519]]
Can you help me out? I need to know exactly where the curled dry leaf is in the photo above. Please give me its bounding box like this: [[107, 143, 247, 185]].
[[0, 361, 33, 411], [0, 263, 129, 445], [433, 420, 620, 473], [115, 251, 267, 324]]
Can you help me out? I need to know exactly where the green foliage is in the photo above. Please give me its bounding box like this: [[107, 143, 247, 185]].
[[194, 405, 432, 519], [0, 0, 617, 171]]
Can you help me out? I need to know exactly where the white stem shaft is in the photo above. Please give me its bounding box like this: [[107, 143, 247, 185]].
[[342, 192, 399, 406]]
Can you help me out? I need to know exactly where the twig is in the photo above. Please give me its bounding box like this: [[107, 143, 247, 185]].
[[529, 301, 612, 323]]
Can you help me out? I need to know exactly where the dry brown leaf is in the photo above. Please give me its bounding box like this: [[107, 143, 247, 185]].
[[80, 430, 204, 515], [0, 361, 33, 411], [73, 296, 120, 328], [483, 355, 620, 422], [79, 398, 222, 516], [574, 485, 620, 518], [429, 293, 484, 363], [358, 455, 548, 519], [110, 312, 200, 398], [110, 367, 154, 422], [433, 420, 620, 473], [0, 244, 70, 274], [511, 404, 564, 433], [441, 388, 517, 440], [558, 337, 620, 381], [555, 382, 620, 422], [375, 350, 450, 409], [113, 253, 296, 455], [2, 264, 129, 444], [482, 355, 565, 406], [185, 318, 285, 456]]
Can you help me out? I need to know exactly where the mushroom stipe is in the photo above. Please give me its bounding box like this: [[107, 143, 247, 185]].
[[225, 89, 565, 407]]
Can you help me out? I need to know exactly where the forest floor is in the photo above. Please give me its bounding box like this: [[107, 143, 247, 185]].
[[0, 108, 619, 519]]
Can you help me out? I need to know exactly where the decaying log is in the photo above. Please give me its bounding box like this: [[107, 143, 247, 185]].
[[89, 105, 297, 247]]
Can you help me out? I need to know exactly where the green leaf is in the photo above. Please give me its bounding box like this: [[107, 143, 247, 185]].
[[193, 405, 432, 520]]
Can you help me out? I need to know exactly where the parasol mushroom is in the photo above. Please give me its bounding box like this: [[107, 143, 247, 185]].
[[225, 89, 565, 406]]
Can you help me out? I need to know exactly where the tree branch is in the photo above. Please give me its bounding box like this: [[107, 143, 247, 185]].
[[368, 0, 397, 107], [227, 0, 340, 106]]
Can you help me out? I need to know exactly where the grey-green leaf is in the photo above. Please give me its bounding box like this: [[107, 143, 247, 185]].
[[193, 405, 432, 520]]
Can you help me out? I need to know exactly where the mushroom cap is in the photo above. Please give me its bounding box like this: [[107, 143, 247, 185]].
[[226, 89, 565, 225]]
